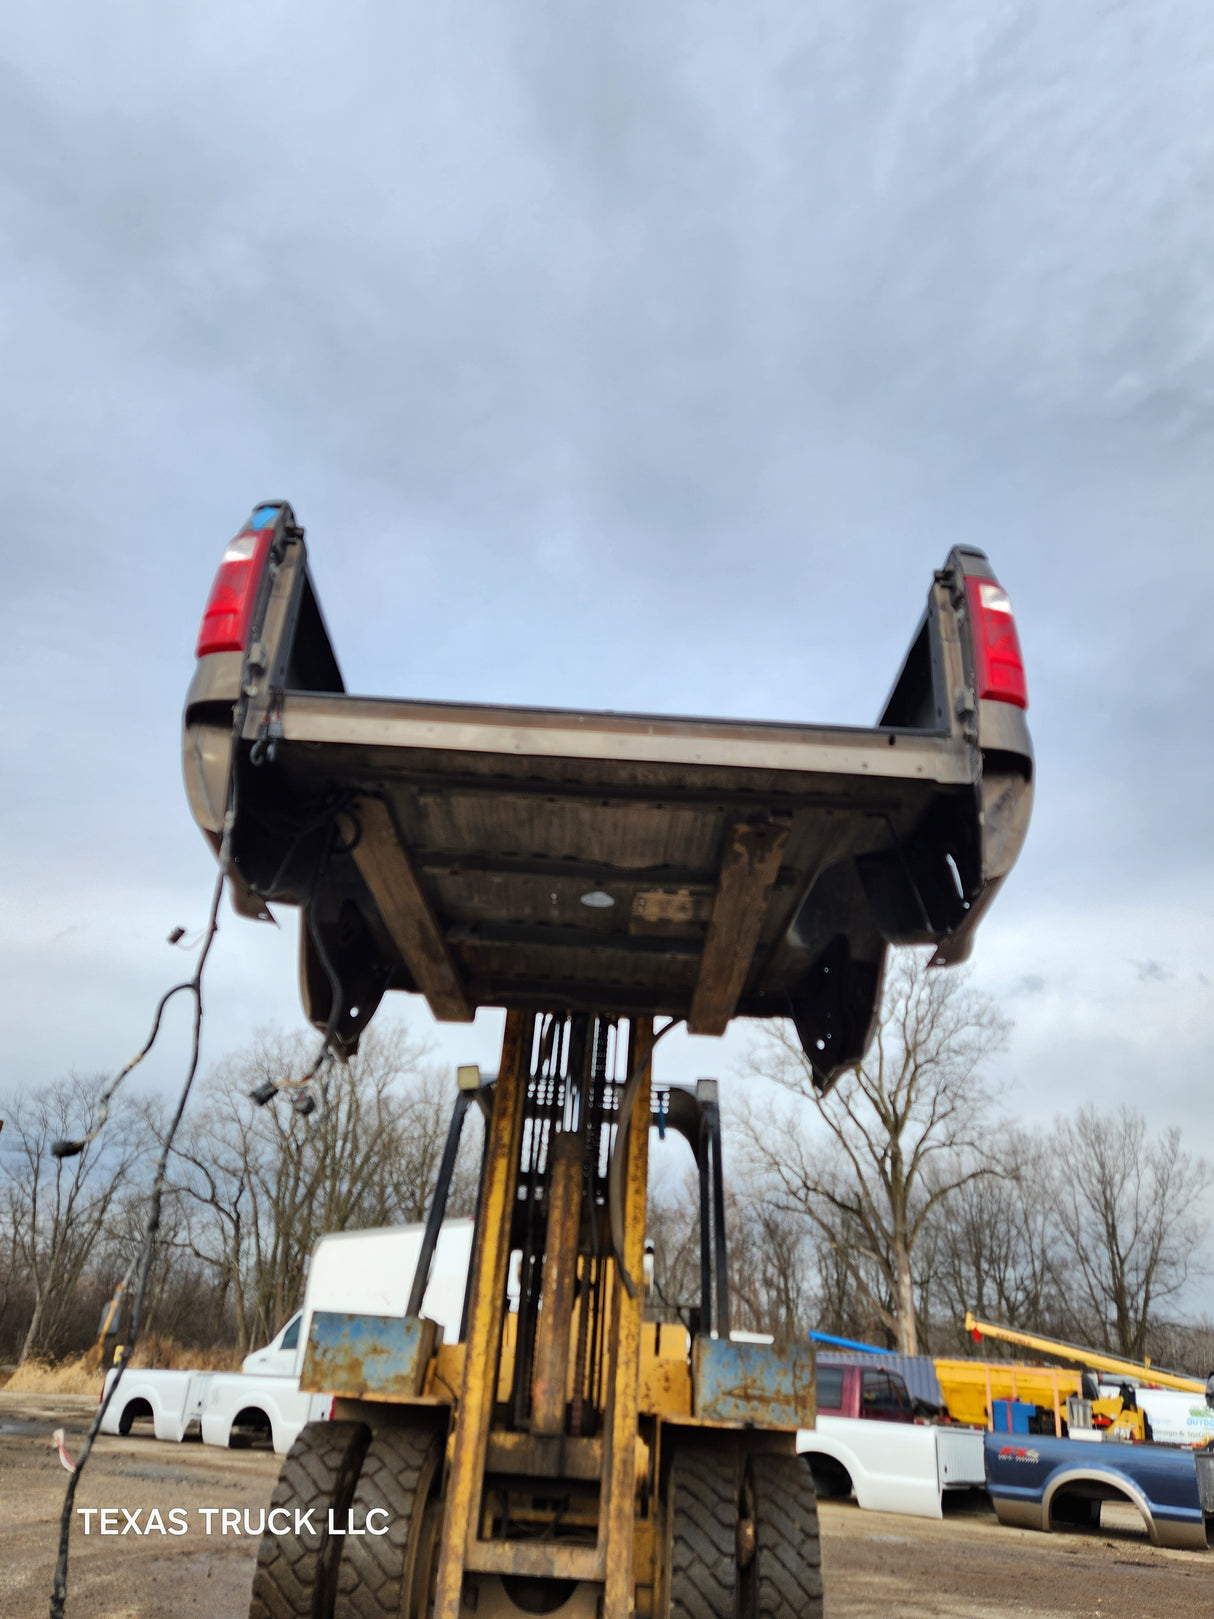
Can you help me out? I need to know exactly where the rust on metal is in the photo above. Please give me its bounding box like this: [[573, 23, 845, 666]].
[[691, 1335, 816, 1428], [432, 1009, 531, 1619], [601, 1017, 653, 1616], [423, 1341, 465, 1403], [299, 1311, 436, 1400], [350, 795, 474, 1023], [688, 819, 790, 1035], [462, 1540, 605, 1581], [530, 1129, 584, 1435], [485, 1431, 603, 1482], [638, 1347, 692, 1417]]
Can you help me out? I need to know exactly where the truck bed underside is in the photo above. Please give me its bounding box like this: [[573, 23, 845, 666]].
[[218, 691, 987, 1076], [183, 519, 1031, 1083]]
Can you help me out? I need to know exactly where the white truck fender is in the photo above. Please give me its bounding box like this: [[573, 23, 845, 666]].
[[99, 1368, 201, 1444], [201, 1373, 321, 1454], [800, 1417, 946, 1519]]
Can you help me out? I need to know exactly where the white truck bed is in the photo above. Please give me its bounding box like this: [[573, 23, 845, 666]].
[[799, 1419, 986, 1519]]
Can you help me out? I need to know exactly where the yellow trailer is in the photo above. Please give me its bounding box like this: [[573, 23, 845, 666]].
[[934, 1358, 1081, 1432]]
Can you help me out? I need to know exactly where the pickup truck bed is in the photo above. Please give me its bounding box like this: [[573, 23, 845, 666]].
[[184, 504, 1032, 1083], [800, 1418, 986, 1519], [985, 1432, 1211, 1552]]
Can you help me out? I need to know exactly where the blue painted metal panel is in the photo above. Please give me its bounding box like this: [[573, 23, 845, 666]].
[[992, 1399, 1035, 1433], [693, 1336, 816, 1428], [300, 1312, 436, 1399], [984, 1431, 1206, 1547]]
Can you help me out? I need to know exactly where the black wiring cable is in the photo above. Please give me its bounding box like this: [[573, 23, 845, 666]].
[[246, 792, 356, 904], [247, 823, 348, 1112], [48, 859, 226, 1619]]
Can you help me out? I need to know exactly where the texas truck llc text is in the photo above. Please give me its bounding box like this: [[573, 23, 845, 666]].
[[75, 1507, 390, 1536]]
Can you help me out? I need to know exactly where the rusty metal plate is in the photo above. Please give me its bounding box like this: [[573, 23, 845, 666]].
[[300, 1312, 437, 1399], [692, 1336, 816, 1429]]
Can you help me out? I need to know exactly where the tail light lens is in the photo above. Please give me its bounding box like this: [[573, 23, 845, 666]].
[[965, 576, 1028, 710], [195, 505, 280, 658]]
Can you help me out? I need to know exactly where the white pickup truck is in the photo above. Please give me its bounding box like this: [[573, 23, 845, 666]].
[[796, 1360, 987, 1519], [100, 1218, 474, 1454]]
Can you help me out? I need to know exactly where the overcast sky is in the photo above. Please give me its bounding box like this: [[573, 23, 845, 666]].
[[2, 3, 1212, 1292]]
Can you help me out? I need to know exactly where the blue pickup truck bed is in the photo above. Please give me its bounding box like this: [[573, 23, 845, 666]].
[[985, 1432, 1210, 1552]]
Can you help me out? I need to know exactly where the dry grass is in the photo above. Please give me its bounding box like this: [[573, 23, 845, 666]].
[[4, 1356, 100, 1394], [2, 1337, 243, 1394], [125, 1335, 243, 1372]]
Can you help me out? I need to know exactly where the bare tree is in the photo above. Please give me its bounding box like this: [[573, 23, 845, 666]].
[[928, 1127, 1066, 1351], [647, 1165, 703, 1327], [0, 1177, 26, 1357], [1, 1076, 143, 1362], [647, 1163, 816, 1342], [743, 950, 1008, 1354], [726, 1196, 816, 1342], [168, 1024, 477, 1350], [1051, 1105, 1210, 1360]]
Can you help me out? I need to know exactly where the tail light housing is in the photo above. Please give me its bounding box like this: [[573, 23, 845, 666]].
[[965, 575, 1028, 710], [195, 505, 281, 658]]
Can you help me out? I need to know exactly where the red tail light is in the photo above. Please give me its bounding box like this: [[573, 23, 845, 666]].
[[195, 506, 280, 658], [966, 576, 1028, 710]]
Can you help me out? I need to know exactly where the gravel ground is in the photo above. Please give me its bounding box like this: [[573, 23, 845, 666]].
[[822, 1494, 1213, 1618], [3, 1393, 1210, 1619], [0, 1392, 280, 1619]]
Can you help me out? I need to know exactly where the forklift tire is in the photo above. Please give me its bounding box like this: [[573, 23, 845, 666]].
[[333, 1423, 444, 1619], [249, 1420, 370, 1619], [740, 1454, 823, 1619], [664, 1449, 738, 1619]]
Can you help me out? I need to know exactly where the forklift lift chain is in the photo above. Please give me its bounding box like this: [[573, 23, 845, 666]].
[[663, 1449, 738, 1619], [739, 1453, 823, 1619], [249, 1420, 370, 1619], [333, 1422, 445, 1619]]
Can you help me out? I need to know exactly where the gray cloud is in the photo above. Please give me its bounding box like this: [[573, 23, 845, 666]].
[[1011, 974, 1047, 998], [1, 3, 1213, 1224]]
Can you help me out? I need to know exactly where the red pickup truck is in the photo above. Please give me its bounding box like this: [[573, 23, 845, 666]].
[[817, 1363, 916, 1423]]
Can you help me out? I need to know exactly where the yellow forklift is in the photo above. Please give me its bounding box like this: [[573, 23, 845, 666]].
[[182, 502, 1034, 1617], [251, 1021, 819, 1619]]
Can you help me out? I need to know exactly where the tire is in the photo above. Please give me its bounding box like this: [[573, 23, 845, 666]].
[[664, 1448, 738, 1619], [249, 1419, 370, 1619], [333, 1424, 444, 1619], [741, 1454, 823, 1619]]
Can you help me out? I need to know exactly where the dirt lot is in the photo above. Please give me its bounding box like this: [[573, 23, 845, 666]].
[[3, 1393, 1211, 1619]]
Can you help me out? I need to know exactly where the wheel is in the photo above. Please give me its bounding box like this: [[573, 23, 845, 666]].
[[410, 1498, 445, 1619], [249, 1419, 370, 1619], [663, 1448, 738, 1619], [739, 1454, 823, 1619], [333, 1423, 444, 1619]]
